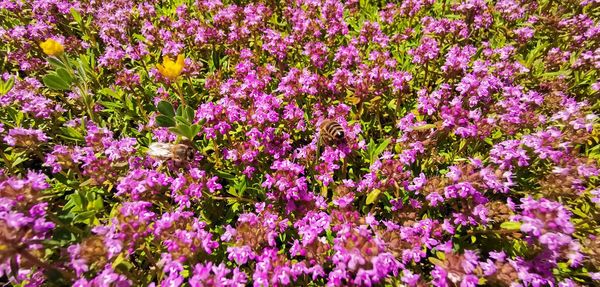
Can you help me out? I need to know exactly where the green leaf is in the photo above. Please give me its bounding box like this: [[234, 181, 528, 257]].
[[175, 115, 191, 125], [124, 95, 134, 111], [46, 57, 67, 69], [572, 208, 588, 218], [98, 88, 120, 99], [132, 33, 147, 43], [412, 124, 436, 131], [76, 60, 89, 81], [500, 221, 522, 230], [56, 68, 73, 84], [367, 138, 376, 162], [70, 7, 82, 23], [234, 177, 247, 195], [10, 256, 18, 278], [387, 98, 396, 110], [394, 143, 402, 153], [178, 124, 194, 139], [190, 124, 201, 137], [73, 210, 96, 223], [168, 127, 180, 134], [428, 257, 444, 266], [227, 187, 238, 197], [459, 139, 467, 151], [43, 74, 71, 90], [366, 188, 381, 205], [185, 106, 195, 122], [94, 197, 104, 210], [181, 269, 190, 278], [99, 100, 123, 110], [157, 101, 175, 117], [230, 202, 240, 213], [211, 50, 220, 70], [60, 127, 84, 141], [540, 70, 571, 79], [79, 178, 96, 187], [112, 253, 128, 270], [78, 54, 95, 77], [1, 77, 14, 95], [11, 155, 27, 168], [214, 170, 235, 180], [66, 193, 83, 211], [375, 139, 390, 157], [156, 115, 176, 127]]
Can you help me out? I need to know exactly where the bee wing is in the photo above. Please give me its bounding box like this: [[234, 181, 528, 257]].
[[147, 143, 174, 159]]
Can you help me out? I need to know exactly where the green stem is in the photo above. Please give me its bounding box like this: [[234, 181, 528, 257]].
[[203, 191, 255, 203], [135, 92, 149, 122], [211, 138, 222, 169], [58, 54, 98, 122], [80, 88, 96, 122], [58, 54, 73, 77], [424, 62, 429, 87], [173, 81, 186, 105]]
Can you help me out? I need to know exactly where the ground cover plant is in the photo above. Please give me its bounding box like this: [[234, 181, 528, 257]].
[[1, 0, 600, 286]]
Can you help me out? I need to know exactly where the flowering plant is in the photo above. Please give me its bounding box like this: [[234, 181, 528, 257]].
[[0, 0, 599, 286]]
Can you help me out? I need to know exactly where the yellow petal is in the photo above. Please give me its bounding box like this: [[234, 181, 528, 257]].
[[39, 39, 64, 56], [156, 64, 166, 75], [176, 54, 184, 67]]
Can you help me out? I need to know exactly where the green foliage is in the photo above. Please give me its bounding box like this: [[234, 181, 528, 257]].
[[0, 77, 14, 95], [155, 101, 202, 139], [43, 73, 71, 90]]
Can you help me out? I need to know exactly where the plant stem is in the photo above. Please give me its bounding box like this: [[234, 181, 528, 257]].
[[424, 62, 429, 86], [211, 138, 222, 169], [173, 81, 186, 105], [204, 192, 255, 203]]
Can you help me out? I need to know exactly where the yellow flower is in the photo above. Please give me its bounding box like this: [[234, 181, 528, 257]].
[[39, 38, 64, 56], [157, 54, 185, 81]]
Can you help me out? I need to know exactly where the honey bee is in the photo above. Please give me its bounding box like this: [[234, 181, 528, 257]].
[[315, 119, 350, 182], [147, 142, 195, 164], [319, 119, 345, 145]]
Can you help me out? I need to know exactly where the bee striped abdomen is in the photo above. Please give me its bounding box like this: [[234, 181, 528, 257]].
[[172, 144, 195, 162], [320, 120, 345, 144], [147, 142, 195, 164]]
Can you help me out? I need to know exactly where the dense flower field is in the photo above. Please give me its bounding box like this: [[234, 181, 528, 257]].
[[1, 0, 600, 286]]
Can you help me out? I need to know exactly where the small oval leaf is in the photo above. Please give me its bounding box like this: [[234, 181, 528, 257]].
[[366, 189, 381, 205], [46, 57, 67, 69], [500, 221, 522, 230], [156, 115, 176, 127], [157, 101, 175, 117], [43, 74, 70, 90], [56, 68, 73, 84], [185, 106, 195, 122], [177, 124, 194, 139], [1, 77, 14, 95]]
